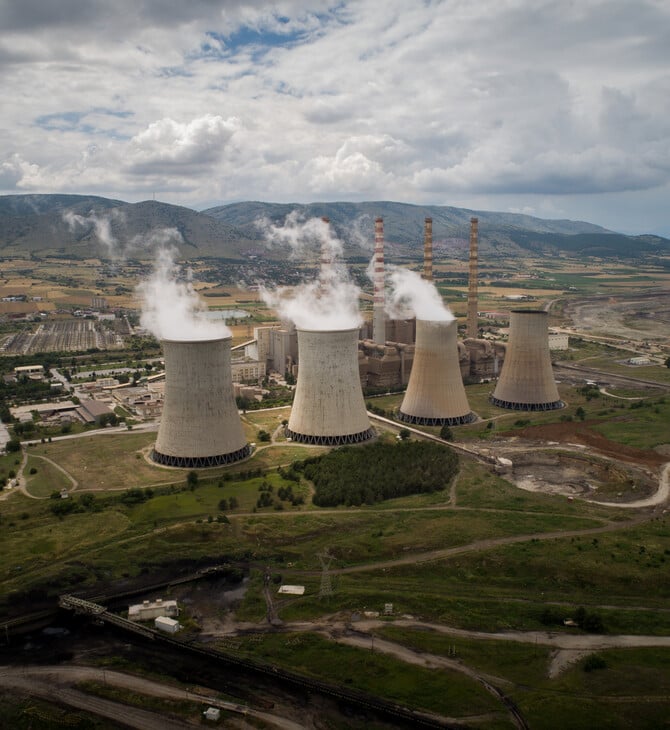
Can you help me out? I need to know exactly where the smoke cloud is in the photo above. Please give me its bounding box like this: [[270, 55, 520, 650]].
[[384, 266, 454, 322], [63, 209, 125, 258], [259, 213, 362, 330], [257, 210, 343, 262], [137, 244, 231, 341]]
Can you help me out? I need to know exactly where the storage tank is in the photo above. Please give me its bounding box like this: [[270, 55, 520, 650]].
[[287, 328, 374, 445], [490, 310, 564, 411], [152, 337, 250, 467], [398, 319, 475, 425]]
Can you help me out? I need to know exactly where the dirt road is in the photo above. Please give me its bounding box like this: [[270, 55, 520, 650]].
[[0, 665, 306, 730]]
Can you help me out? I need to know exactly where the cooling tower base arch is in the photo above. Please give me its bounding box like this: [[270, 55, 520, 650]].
[[489, 396, 565, 411], [151, 444, 251, 469], [286, 427, 375, 446], [397, 411, 476, 426]]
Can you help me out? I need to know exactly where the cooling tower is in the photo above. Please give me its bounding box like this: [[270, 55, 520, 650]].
[[152, 337, 250, 467], [490, 310, 564, 411], [398, 319, 475, 426], [287, 328, 375, 445]]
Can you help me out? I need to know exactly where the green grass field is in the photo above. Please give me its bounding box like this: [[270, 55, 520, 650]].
[[24, 454, 74, 497], [1, 391, 669, 726], [213, 631, 503, 720]]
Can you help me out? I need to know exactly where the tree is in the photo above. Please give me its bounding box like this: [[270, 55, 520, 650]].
[[5, 439, 21, 453], [440, 424, 453, 441], [575, 406, 586, 421], [187, 471, 199, 490], [398, 428, 411, 441], [666, 356, 670, 369]]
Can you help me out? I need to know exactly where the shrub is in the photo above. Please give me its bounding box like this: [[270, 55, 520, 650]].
[[583, 654, 607, 672]]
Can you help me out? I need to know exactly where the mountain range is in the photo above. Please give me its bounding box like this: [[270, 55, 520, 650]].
[[0, 194, 667, 262]]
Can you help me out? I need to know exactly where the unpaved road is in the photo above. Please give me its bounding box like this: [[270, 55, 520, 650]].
[[0, 665, 305, 730]]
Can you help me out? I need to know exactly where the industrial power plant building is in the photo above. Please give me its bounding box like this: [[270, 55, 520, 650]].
[[398, 319, 475, 426], [286, 328, 375, 445], [152, 337, 250, 468], [490, 310, 564, 411]]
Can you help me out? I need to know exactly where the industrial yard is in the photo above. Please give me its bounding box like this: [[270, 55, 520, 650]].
[[1, 318, 127, 354], [1, 239, 670, 729]]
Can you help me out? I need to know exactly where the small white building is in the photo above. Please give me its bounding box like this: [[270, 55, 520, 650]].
[[14, 364, 44, 379], [548, 332, 569, 350], [154, 616, 180, 634], [128, 598, 178, 621], [203, 707, 221, 721], [278, 585, 305, 595]]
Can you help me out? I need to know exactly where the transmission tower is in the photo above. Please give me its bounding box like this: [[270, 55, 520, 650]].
[[317, 549, 335, 598]]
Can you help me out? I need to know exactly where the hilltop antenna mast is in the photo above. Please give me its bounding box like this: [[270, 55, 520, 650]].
[[317, 549, 335, 598]]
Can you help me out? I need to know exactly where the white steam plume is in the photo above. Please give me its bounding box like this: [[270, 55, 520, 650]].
[[259, 212, 362, 331], [384, 266, 454, 322], [63, 209, 125, 258], [348, 214, 375, 252], [137, 245, 231, 341], [256, 210, 342, 262]]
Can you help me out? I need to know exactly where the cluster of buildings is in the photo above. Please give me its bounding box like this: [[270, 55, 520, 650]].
[[146, 216, 565, 468], [4, 216, 567, 467]]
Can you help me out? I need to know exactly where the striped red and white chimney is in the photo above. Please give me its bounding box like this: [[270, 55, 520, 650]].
[[372, 216, 385, 345], [423, 217, 433, 281]]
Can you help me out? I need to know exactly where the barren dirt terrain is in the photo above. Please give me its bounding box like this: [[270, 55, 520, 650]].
[[564, 291, 670, 344]]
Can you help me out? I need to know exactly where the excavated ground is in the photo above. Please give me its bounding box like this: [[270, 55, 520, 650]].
[[494, 421, 666, 501]]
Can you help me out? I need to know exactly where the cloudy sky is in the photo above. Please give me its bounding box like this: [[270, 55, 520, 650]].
[[1, 0, 669, 235]]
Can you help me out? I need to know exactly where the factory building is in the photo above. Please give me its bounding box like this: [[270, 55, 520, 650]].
[[254, 323, 298, 377], [490, 310, 564, 411], [152, 337, 250, 468], [464, 338, 506, 380], [359, 339, 414, 389], [398, 319, 475, 425], [129, 598, 178, 621], [286, 328, 375, 445]]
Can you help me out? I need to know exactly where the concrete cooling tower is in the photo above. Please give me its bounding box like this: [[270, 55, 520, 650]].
[[152, 337, 250, 468], [490, 310, 564, 411], [287, 328, 375, 445], [398, 319, 475, 426]]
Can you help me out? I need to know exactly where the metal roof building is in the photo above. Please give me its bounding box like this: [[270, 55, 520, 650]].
[[151, 337, 250, 468]]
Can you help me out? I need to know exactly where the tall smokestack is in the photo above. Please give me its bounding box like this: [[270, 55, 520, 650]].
[[467, 217, 479, 339], [372, 217, 385, 345], [423, 218, 433, 281]]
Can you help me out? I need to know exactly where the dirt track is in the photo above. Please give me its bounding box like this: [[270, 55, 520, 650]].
[[0, 665, 304, 730]]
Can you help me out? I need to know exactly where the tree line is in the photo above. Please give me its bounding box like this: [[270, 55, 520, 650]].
[[294, 440, 459, 507]]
